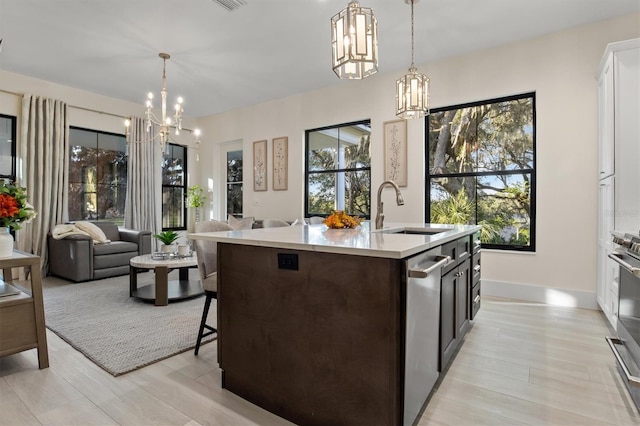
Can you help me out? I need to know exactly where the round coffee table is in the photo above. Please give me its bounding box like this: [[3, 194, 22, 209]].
[[129, 253, 202, 306]]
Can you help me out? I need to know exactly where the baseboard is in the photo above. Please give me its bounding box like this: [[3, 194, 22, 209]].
[[482, 280, 599, 310]]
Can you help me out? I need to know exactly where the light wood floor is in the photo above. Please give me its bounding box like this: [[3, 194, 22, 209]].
[[1, 296, 639, 426]]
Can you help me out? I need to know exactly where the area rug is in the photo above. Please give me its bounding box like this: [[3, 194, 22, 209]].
[[42, 271, 215, 376]]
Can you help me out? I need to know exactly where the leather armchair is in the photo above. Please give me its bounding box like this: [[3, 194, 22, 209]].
[[48, 222, 151, 282]]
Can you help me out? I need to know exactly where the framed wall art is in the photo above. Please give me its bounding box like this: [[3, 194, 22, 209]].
[[272, 136, 288, 191], [383, 119, 408, 187], [253, 140, 267, 191]]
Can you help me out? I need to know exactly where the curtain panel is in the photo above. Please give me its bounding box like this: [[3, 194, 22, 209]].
[[17, 95, 69, 273], [124, 117, 161, 244]]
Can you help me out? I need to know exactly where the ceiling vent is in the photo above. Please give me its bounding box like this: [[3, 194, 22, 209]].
[[212, 0, 246, 12]]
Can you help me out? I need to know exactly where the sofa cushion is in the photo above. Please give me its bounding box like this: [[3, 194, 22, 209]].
[[93, 252, 138, 270], [90, 221, 121, 241], [75, 221, 110, 243], [93, 241, 138, 256], [228, 215, 254, 230], [263, 219, 291, 228]]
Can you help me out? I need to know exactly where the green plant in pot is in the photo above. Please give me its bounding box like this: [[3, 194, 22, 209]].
[[154, 230, 179, 253], [186, 185, 206, 223]]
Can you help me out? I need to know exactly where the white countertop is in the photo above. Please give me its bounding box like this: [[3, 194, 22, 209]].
[[188, 221, 481, 259]]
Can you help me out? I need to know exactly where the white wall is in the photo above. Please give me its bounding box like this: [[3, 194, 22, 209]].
[[195, 14, 640, 305], [1, 14, 638, 305]]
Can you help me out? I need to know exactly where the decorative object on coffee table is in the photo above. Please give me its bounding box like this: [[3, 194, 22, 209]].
[[154, 230, 179, 253]]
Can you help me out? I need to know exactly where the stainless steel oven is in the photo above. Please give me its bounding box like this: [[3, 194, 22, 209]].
[[607, 233, 640, 409]]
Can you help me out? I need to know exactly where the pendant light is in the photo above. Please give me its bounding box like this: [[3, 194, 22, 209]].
[[396, 0, 430, 119], [331, 1, 378, 79], [124, 53, 201, 152]]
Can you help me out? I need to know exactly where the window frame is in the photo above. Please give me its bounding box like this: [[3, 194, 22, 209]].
[[225, 148, 243, 217], [68, 126, 128, 225], [304, 119, 372, 219], [0, 114, 17, 181], [162, 142, 188, 231], [425, 92, 537, 252]]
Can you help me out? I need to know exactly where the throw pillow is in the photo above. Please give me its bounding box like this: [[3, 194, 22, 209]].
[[227, 215, 254, 230], [75, 221, 111, 244]]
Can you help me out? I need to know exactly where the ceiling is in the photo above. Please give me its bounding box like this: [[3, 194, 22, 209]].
[[1, 0, 639, 118]]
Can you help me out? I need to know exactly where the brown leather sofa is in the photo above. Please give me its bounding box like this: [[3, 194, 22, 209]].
[[48, 221, 151, 282]]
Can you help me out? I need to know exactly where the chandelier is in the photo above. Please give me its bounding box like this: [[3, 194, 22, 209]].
[[396, 0, 430, 119], [331, 0, 378, 79], [125, 53, 201, 152]]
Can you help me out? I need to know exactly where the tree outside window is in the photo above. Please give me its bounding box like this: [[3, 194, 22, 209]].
[[427, 93, 536, 251], [305, 120, 371, 219]]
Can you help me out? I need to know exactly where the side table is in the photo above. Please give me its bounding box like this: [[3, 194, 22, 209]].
[[0, 250, 49, 369]]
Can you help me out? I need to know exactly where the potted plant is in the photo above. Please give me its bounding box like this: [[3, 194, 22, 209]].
[[186, 185, 206, 223], [154, 230, 179, 253]]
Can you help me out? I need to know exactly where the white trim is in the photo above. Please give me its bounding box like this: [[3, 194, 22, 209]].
[[597, 37, 640, 76], [482, 279, 599, 310]]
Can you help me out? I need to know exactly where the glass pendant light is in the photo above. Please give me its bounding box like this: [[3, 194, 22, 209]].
[[396, 0, 430, 119], [331, 1, 378, 79]]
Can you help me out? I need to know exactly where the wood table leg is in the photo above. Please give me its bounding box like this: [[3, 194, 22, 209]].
[[129, 265, 138, 297], [155, 266, 169, 306], [3, 267, 13, 282], [179, 267, 188, 281], [29, 263, 49, 369]]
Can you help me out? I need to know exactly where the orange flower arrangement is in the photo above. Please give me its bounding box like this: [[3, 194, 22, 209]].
[[324, 210, 363, 229], [0, 181, 37, 230]]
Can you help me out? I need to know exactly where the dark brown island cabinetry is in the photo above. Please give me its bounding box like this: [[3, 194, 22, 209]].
[[217, 244, 404, 426], [470, 231, 482, 320], [439, 235, 474, 372], [214, 230, 481, 426]]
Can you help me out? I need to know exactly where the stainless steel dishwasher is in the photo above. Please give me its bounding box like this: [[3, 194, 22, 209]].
[[404, 246, 450, 426]]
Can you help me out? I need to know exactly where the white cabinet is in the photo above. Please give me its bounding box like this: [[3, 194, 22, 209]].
[[597, 177, 616, 327], [597, 53, 614, 179], [614, 46, 640, 233], [596, 38, 639, 329]]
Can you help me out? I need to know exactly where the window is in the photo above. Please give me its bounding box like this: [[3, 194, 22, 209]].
[[162, 143, 187, 230], [69, 127, 127, 224], [426, 93, 536, 251], [226, 150, 243, 216], [305, 120, 371, 218], [0, 115, 16, 182]]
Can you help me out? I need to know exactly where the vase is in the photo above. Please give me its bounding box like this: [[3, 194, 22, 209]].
[[0, 227, 14, 258], [161, 244, 176, 253]]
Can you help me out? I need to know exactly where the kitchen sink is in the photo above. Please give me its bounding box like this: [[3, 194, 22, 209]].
[[378, 227, 454, 235]]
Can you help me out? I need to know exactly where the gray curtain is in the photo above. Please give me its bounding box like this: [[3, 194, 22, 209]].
[[124, 117, 161, 244], [17, 95, 69, 273]]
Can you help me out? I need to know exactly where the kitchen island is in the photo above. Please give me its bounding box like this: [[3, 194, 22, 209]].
[[189, 221, 481, 426]]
